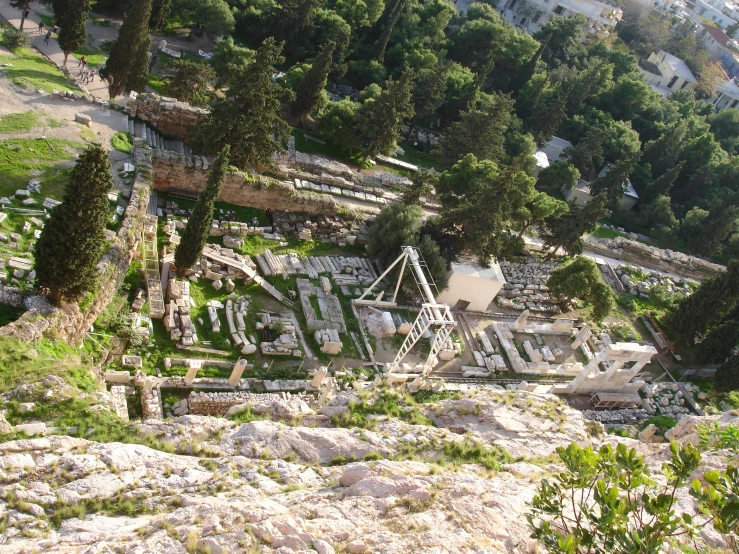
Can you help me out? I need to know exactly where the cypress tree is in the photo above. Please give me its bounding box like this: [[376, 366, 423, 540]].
[[99, 0, 152, 98], [175, 146, 231, 276], [715, 353, 739, 392], [149, 0, 171, 31], [58, 0, 91, 66], [193, 38, 291, 170], [291, 41, 335, 121], [34, 144, 113, 303], [369, 0, 407, 62], [509, 36, 549, 95], [528, 92, 568, 145], [643, 160, 684, 202]]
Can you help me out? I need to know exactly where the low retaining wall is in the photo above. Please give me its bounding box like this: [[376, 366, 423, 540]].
[[152, 149, 342, 216], [0, 141, 153, 344], [123, 92, 207, 143]]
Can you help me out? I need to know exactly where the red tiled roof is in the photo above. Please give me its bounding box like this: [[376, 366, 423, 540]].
[[704, 24, 731, 46]]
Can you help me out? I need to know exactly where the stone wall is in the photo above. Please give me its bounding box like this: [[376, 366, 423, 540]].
[[123, 92, 207, 142], [152, 149, 342, 216], [0, 285, 22, 308], [0, 141, 153, 344], [188, 391, 284, 416]]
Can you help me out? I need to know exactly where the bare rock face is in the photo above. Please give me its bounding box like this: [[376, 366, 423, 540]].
[[0, 389, 734, 553]]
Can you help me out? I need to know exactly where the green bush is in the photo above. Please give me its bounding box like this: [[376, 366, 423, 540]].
[[2, 28, 30, 50], [644, 415, 678, 433], [111, 132, 132, 153]]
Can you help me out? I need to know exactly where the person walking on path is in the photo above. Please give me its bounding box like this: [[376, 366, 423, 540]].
[[44, 30, 52, 45], [78, 55, 86, 68], [38, 21, 44, 34], [88, 69, 95, 83]]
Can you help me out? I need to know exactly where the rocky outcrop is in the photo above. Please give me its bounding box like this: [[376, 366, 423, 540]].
[[0, 389, 734, 553]]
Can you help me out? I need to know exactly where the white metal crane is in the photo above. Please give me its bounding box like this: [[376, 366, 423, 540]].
[[354, 246, 455, 376]]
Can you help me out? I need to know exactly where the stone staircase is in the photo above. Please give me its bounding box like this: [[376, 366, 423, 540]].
[[129, 120, 189, 155]]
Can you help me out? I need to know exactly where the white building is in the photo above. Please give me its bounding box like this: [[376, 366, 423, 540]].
[[712, 77, 739, 108], [692, 0, 739, 30], [437, 258, 506, 312], [500, 0, 623, 33], [638, 51, 697, 97], [561, 164, 639, 212]]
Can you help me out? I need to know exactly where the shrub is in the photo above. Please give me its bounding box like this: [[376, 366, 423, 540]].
[[111, 132, 132, 153], [2, 28, 30, 50]]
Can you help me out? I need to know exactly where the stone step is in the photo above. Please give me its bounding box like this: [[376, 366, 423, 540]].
[[127, 118, 135, 136], [134, 121, 145, 138]]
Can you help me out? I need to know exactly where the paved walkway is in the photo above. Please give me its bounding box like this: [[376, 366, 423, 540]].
[[0, 0, 109, 99]]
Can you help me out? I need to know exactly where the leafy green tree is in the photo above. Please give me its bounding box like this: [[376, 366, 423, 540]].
[[639, 195, 677, 230], [528, 92, 567, 145], [715, 353, 739, 392], [540, 195, 608, 257], [537, 161, 580, 193], [100, 0, 152, 98], [208, 37, 254, 88], [708, 108, 739, 155], [641, 121, 687, 179], [697, 304, 739, 364], [665, 260, 739, 344], [195, 0, 235, 40], [437, 154, 535, 263], [366, 202, 448, 290], [57, 0, 92, 66], [194, 38, 291, 170], [532, 14, 586, 67], [355, 71, 415, 163], [149, 0, 172, 30], [10, 0, 31, 31], [320, 98, 361, 153], [528, 441, 739, 553], [34, 144, 113, 303], [435, 93, 514, 164], [589, 158, 639, 205], [546, 255, 613, 321], [175, 146, 230, 275], [163, 59, 215, 107], [508, 36, 548, 94], [402, 170, 435, 206], [514, 191, 568, 238], [332, 0, 384, 29], [407, 61, 450, 135], [291, 41, 335, 121], [39, 0, 69, 24], [564, 126, 606, 179]]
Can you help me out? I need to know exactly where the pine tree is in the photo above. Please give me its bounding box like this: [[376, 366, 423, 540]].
[[642, 122, 687, 179], [193, 38, 291, 170], [10, 1, 31, 31], [540, 195, 608, 257], [58, 0, 91, 66], [34, 144, 113, 303], [149, 0, 171, 31], [175, 146, 231, 275], [355, 71, 415, 164], [547, 256, 615, 322], [39, 0, 68, 24], [99, 0, 152, 98], [291, 41, 335, 120]]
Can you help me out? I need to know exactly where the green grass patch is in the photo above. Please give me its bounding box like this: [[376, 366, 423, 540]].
[[643, 415, 677, 433], [0, 46, 76, 92], [0, 111, 41, 134], [160, 192, 270, 227], [147, 73, 167, 95], [0, 137, 81, 200], [292, 129, 365, 167], [72, 42, 107, 67], [396, 141, 443, 172], [111, 132, 132, 153], [590, 225, 626, 240], [331, 389, 435, 429]]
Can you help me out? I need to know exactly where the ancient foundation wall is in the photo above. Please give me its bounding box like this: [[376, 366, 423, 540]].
[[152, 150, 342, 216], [123, 92, 207, 143], [188, 391, 284, 416], [0, 141, 153, 344]]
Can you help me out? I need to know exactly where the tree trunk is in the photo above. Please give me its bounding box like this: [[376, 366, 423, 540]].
[[64, 52, 69, 66], [517, 222, 531, 239], [20, 16, 25, 31]]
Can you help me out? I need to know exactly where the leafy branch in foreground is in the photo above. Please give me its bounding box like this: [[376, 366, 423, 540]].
[[527, 441, 739, 554]]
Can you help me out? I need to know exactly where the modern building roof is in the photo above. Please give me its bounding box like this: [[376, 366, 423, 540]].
[[450, 257, 506, 283], [657, 50, 697, 81], [703, 24, 732, 47], [540, 136, 573, 163], [598, 163, 639, 199], [718, 78, 739, 99]]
